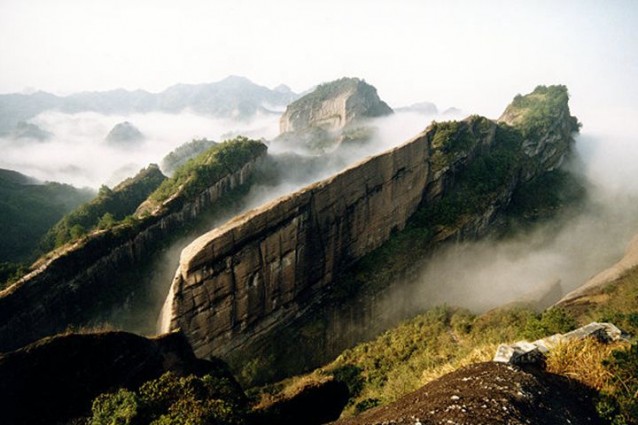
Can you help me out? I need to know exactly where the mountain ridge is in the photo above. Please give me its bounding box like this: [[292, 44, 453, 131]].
[[0, 76, 299, 135]]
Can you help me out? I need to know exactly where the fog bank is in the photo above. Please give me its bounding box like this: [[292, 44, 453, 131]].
[[401, 113, 638, 313]]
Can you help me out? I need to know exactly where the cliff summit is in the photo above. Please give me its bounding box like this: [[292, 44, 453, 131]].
[[277, 77, 392, 151]]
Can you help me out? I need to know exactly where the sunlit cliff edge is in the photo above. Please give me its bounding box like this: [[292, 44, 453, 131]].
[[163, 85, 579, 367]]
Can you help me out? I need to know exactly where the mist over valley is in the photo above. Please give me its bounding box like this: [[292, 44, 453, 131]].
[[1, 1, 638, 424]]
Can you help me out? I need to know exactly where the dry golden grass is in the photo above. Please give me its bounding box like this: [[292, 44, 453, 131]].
[[545, 338, 630, 391], [253, 370, 330, 409], [420, 343, 498, 385]]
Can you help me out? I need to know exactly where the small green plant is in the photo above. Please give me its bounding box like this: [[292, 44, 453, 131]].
[[523, 307, 577, 340], [596, 343, 638, 425]]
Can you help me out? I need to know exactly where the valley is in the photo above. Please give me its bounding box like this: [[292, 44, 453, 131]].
[[0, 77, 636, 425]]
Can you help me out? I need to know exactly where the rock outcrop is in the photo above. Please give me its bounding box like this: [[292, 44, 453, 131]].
[[277, 78, 392, 151], [332, 362, 601, 425], [0, 330, 243, 425], [280, 77, 392, 134], [557, 234, 638, 306], [0, 140, 267, 352], [163, 86, 578, 362]]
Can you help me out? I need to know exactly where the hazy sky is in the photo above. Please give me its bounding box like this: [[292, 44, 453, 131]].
[[1, 0, 637, 117]]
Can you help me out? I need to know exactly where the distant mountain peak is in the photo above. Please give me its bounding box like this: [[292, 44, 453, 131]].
[[105, 121, 145, 146]]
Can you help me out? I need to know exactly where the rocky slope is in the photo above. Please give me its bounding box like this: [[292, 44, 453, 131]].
[[0, 138, 267, 352], [280, 78, 391, 133], [0, 330, 243, 425], [332, 362, 601, 425], [277, 78, 392, 151], [163, 86, 579, 366]]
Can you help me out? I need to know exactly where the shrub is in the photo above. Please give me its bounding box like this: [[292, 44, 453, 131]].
[[89, 372, 247, 425], [597, 343, 638, 425], [91, 389, 139, 425], [523, 307, 577, 340]]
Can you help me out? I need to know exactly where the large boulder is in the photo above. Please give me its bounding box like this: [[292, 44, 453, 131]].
[[333, 362, 600, 425]]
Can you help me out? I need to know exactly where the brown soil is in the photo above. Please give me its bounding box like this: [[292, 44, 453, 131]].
[[333, 362, 602, 425]]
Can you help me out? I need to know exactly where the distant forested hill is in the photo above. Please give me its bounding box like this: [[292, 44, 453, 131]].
[[0, 169, 94, 265]]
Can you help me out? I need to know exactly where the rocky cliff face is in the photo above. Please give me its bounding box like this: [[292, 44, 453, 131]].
[[164, 86, 578, 363], [0, 142, 267, 352], [277, 78, 392, 151], [280, 78, 392, 134]]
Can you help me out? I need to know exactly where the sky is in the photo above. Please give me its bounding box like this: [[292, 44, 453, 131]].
[[1, 0, 637, 118]]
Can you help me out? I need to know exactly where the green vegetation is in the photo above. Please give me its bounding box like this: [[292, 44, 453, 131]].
[[286, 77, 390, 119], [149, 136, 267, 204], [597, 343, 638, 424], [0, 261, 29, 290], [161, 138, 217, 174], [291, 78, 363, 110], [505, 168, 587, 222], [40, 164, 166, 250], [0, 168, 94, 267], [501, 85, 580, 138], [249, 87, 593, 415], [90, 372, 247, 425], [263, 265, 638, 420]]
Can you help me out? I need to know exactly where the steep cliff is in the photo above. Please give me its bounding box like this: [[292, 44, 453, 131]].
[[277, 78, 392, 151], [0, 138, 268, 352], [163, 86, 579, 365]]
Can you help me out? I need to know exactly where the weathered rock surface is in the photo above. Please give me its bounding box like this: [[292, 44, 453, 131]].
[[332, 362, 601, 425], [167, 130, 430, 358], [0, 330, 243, 425], [277, 78, 392, 151], [164, 86, 578, 363], [280, 78, 392, 134], [0, 143, 267, 352], [493, 322, 625, 364]]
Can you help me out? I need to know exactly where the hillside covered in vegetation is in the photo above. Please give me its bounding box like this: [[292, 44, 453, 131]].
[[40, 164, 166, 251], [0, 169, 93, 286]]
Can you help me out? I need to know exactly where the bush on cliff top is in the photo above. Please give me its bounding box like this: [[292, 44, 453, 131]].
[[503, 85, 580, 138], [161, 138, 218, 174], [149, 136, 266, 204]]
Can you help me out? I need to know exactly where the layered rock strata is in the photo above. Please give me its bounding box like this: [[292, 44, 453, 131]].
[[279, 77, 392, 134], [164, 87, 579, 361], [0, 144, 267, 352]]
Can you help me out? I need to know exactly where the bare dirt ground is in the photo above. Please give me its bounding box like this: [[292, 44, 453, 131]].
[[333, 362, 602, 425]]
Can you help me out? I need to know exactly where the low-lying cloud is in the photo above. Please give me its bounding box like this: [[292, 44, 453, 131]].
[[0, 109, 282, 188], [398, 111, 638, 314]]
